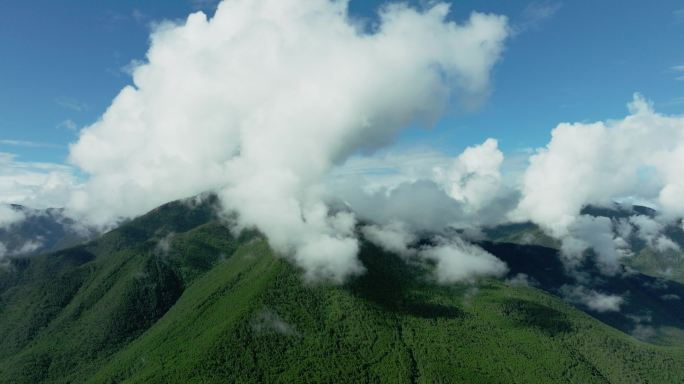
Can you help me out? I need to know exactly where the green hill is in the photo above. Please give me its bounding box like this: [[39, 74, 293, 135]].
[[1, 197, 683, 383]]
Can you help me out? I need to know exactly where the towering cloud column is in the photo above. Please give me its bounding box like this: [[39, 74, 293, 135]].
[[68, 0, 509, 281]]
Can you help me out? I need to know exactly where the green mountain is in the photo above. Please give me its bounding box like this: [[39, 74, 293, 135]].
[[1, 197, 683, 383]]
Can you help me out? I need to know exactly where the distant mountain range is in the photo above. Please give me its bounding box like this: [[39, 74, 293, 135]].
[[486, 203, 684, 285], [0, 197, 682, 383], [0, 205, 95, 259]]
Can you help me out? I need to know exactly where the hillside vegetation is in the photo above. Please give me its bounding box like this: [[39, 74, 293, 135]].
[[1, 197, 683, 383]]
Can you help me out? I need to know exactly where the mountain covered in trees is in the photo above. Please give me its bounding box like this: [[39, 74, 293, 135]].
[[0, 197, 683, 383]]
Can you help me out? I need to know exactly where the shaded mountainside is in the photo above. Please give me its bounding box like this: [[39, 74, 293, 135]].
[[481, 242, 684, 346], [0, 205, 94, 258], [0, 197, 683, 383], [483, 205, 684, 345]]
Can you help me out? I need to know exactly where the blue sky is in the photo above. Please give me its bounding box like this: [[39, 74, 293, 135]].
[[2, 0, 684, 164]]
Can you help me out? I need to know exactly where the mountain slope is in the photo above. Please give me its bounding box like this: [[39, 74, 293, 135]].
[[91, 239, 684, 384], [0, 197, 226, 382], [481, 241, 684, 346], [0, 197, 683, 383]]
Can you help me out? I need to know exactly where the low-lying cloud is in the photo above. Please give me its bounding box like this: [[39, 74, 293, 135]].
[[420, 237, 508, 283], [334, 139, 518, 234], [0, 204, 24, 228], [252, 307, 299, 337], [361, 222, 508, 283], [561, 285, 625, 313]]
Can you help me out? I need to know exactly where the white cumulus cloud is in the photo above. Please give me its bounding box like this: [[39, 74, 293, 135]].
[[65, 0, 509, 282], [512, 94, 684, 272], [435, 138, 504, 211], [514, 94, 684, 235]]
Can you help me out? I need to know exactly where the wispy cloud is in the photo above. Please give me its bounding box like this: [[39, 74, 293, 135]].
[[101, 9, 131, 32], [674, 9, 684, 22], [0, 140, 63, 149], [55, 97, 88, 112], [515, 1, 562, 34], [131, 9, 147, 25], [669, 65, 684, 81], [56, 119, 78, 131], [121, 59, 145, 76], [658, 96, 684, 108]]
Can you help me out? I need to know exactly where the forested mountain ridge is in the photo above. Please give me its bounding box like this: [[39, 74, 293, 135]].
[[0, 196, 683, 383]]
